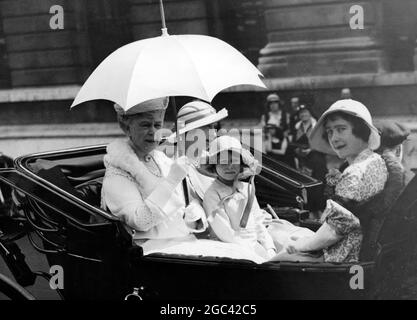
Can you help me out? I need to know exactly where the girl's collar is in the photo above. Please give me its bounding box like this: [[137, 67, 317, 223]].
[[349, 148, 373, 165], [215, 178, 245, 193]]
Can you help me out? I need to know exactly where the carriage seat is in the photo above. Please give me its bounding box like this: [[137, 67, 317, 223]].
[[29, 159, 104, 208], [75, 178, 103, 208], [359, 154, 407, 261]]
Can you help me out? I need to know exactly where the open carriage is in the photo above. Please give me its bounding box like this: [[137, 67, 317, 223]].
[[0, 145, 416, 300]]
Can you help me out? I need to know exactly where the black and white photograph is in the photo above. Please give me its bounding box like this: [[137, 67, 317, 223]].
[[0, 0, 417, 304]]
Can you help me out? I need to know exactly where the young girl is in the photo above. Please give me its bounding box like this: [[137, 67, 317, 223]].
[[200, 135, 277, 259]]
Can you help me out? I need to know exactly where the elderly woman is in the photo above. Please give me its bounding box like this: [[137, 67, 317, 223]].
[[274, 99, 388, 263], [101, 97, 207, 250]]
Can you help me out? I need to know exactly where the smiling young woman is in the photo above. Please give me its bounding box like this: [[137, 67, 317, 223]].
[[268, 99, 389, 263], [323, 112, 370, 164]]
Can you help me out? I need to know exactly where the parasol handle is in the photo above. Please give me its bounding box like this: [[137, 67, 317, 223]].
[[171, 97, 189, 205], [159, 0, 169, 36], [177, 119, 190, 206]]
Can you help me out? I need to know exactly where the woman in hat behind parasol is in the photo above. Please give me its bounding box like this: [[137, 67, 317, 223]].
[[168, 100, 229, 204]]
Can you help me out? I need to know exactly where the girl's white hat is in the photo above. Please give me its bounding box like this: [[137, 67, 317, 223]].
[[198, 135, 259, 178], [309, 99, 380, 155]]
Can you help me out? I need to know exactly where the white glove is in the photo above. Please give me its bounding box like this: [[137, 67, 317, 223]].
[[145, 157, 189, 217], [184, 200, 208, 233], [166, 156, 189, 186], [146, 156, 188, 201]]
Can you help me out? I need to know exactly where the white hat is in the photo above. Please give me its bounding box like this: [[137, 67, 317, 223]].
[[167, 100, 228, 141], [309, 99, 380, 155], [198, 136, 259, 178], [114, 97, 169, 116]]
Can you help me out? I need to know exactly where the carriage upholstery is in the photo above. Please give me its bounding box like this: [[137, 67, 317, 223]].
[[29, 158, 104, 208], [358, 155, 407, 261]]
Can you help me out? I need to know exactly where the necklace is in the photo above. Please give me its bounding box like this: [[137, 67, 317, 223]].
[[143, 154, 162, 177]]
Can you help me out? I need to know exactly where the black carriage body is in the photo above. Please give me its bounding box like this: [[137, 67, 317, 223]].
[[0, 145, 416, 300]]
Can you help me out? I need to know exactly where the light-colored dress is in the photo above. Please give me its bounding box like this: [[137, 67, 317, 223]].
[[203, 179, 275, 258], [101, 139, 192, 243], [269, 148, 388, 263], [321, 148, 388, 262]]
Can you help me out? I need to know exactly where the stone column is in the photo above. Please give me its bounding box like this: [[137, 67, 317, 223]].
[[258, 0, 388, 78]]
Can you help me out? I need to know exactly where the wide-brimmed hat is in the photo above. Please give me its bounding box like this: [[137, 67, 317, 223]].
[[114, 97, 169, 116], [167, 100, 228, 141], [198, 136, 259, 179], [309, 99, 380, 155]]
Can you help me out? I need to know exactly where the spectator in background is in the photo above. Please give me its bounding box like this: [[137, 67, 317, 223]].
[[340, 88, 352, 99], [285, 96, 302, 169], [288, 97, 301, 140], [260, 93, 289, 131], [294, 106, 317, 143], [264, 124, 294, 167], [293, 106, 326, 182], [293, 106, 315, 165], [376, 120, 414, 186]]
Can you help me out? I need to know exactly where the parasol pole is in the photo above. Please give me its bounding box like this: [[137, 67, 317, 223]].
[[171, 97, 190, 206], [159, 1, 187, 203], [159, 0, 169, 36]]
